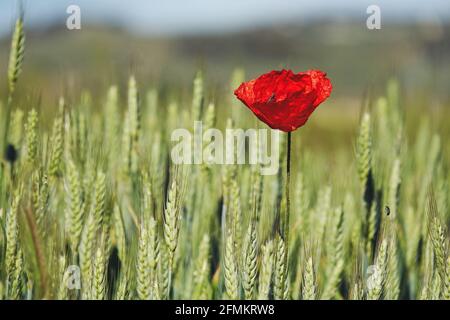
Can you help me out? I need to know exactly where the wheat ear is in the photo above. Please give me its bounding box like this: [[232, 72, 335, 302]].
[[224, 229, 239, 299]]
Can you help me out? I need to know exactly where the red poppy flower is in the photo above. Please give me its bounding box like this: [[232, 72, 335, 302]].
[[234, 69, 332, 132]]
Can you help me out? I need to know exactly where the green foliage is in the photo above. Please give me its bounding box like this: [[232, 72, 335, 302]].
[[0, 24, 448, 300]]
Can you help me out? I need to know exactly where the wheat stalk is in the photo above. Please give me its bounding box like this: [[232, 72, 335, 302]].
[[242, 221, 257, 299], [137, 220, 151, 300], [257, 239, 274, 300], [426, 191, 448, 298], [192, 234, 212, 299], [367, 239, 388, 300], [7, 17, 25, 97], [322, 207, 345, 299], [191, 71, 204, 122], [274, 235, 288, 300], [25, 109, 38, 164], [163, 178, 181, 264], [5, 190, 21, 294], [66, 160, 85, 253], [112, 205, 127, 265], [224, 229, 239, 299], [48, 100, 65, 177], [302, 256, 316, 300], [9, 248, 24, 299], [9, 109, 24, 148], [92, 241, 107, 300]]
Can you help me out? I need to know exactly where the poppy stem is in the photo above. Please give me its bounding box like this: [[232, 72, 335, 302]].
[[285, 131, 291, 243]]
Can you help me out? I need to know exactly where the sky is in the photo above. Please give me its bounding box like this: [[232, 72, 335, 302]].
[[0, 0, 449, 37]]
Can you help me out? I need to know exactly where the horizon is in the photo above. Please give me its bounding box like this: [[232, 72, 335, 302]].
[[0, 0, 449, 38]]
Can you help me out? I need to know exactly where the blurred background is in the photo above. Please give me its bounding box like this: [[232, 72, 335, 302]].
[[0, 0, 449, 148]]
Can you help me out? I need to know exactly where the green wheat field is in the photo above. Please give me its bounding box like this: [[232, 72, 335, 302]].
[[0, 18, 449, 301]]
